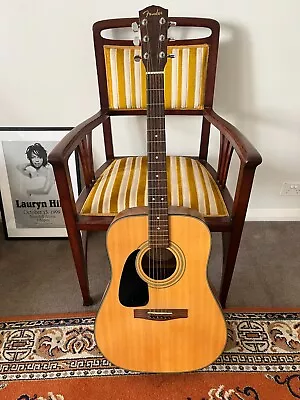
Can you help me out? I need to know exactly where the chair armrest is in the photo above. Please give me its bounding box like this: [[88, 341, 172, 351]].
[[203, 109, 262, 167], [48, 111, 108, 164]]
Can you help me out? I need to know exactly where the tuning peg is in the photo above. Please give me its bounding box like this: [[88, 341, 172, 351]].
[[134, 55, 142, 62], [133, 36, 140, 46], [167, 54, 175, 58], [169, 21, 177, 27], [131, 22, 139, 32]]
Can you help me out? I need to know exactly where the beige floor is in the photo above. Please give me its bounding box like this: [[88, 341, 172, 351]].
[[0, 222, 299, 316]]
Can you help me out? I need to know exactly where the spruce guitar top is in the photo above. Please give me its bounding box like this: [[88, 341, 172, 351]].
[[94, 5, 227, 373]]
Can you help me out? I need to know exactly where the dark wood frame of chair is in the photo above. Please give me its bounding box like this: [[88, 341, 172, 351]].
[[48, 16, 262, 308]]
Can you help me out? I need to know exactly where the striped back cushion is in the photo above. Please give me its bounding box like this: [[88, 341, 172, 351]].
[[104, 45, 209, 110]]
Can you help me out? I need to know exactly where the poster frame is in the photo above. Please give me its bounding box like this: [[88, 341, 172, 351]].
[[0, 127, 79, 240]]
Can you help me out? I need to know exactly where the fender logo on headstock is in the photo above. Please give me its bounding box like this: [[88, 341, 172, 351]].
[[143, 9, 162, 17]]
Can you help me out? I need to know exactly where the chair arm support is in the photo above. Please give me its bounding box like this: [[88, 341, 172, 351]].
[[203, 109, 262, 167], [48, 111, 109, 164], [48, 111, 108, 221]]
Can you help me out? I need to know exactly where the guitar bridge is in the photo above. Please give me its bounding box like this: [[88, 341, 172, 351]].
[[134, 309, 188, 321]]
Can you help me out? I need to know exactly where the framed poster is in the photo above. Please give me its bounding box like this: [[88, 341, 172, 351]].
[[0, 128, 78, 239]]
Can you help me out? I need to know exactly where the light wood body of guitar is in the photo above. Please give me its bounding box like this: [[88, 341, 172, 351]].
[[95, 208, 227, 373]]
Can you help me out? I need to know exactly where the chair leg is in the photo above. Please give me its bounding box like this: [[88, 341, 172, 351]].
[[220, 227, 243, 308], [67, 227, 93, 306], [220, 165, 259, 308]]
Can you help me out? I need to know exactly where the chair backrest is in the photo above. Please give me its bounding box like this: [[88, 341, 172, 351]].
[[93, 16, 220, 115]]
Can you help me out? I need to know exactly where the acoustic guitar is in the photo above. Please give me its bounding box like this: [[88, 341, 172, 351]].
[[94, 5, 227, 373]]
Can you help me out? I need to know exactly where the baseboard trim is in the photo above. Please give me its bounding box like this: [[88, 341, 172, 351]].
[[246, 208, 300, 221]]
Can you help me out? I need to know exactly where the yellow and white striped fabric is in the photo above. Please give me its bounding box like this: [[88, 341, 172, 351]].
[[104, 45, 209, 110], [80, 156, 228, 217]]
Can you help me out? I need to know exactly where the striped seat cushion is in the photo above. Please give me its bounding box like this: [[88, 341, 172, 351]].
[[80, 156, 228, 217], [104, 45, 209, 110]]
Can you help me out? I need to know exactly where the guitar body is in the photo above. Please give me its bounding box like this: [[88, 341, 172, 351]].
[[95, 208, 227, 373]]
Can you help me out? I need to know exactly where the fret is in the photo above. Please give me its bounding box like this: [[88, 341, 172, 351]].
[[148, 229, 168, 231], [148, 203, 168, 205], [149, 232, 169, 235], [147, 97, 164, 103], [148, 187, 167, 190], [149, 222, 169, 224], [149, 221, 168, 223], [148, 202, 168, 205], [149, 219, 169, 225], [149, 228, 169, 231], [148, 234, 169, 237], [149, 224, 169, 227], [148, 197, 168, 199], [148, 194, 167, 197]]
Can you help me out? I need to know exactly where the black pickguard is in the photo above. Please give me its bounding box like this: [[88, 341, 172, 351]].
[[119, 250, 149, 307]]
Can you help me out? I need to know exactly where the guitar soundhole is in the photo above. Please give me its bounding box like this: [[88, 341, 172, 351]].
[[141, 248, 177, 280]]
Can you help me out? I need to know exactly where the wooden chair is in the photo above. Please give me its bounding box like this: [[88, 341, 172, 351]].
[[48, 15, 262, 308]]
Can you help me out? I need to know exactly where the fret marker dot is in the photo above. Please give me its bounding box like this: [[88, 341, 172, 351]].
[[161, 198, 164, 201], [156, 174, 158, 178], [155, 156, 158, 159], [152, 198, 155, 201], [155, 135, 158, 138], [157, 216, 160, 219], [157, 227, 160, 230]]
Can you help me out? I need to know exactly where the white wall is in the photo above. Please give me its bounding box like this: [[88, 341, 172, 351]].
[[1, 0, 300, 220]]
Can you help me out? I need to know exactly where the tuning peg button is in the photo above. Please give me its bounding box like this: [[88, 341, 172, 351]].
[[134, 55, 142, 62], [133, 36, 140, 46], [167, 54, 175, 58], [131, 22, 139, 32], [169, 21, 177, 27]]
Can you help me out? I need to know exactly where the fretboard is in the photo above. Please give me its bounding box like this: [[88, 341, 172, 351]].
[[147, 73, 169, 248]]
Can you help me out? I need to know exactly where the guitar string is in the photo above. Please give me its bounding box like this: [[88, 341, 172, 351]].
[[144, 18, 156, 292], [161, 19, 169, 287], [156, 19, 164, 289], [153, 21, 162, 290], [147, 18, 163, 296], [157, 21, 164, 286], [159, 19, 168, 303]]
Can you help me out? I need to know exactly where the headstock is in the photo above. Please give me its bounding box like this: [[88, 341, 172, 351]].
[[137, 5, 169, 73]]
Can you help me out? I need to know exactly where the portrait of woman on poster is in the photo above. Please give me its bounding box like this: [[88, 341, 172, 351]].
[[16, 142, 55, 196]]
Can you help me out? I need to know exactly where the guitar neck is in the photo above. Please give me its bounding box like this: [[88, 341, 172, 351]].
[[147, 72, 169, 248]]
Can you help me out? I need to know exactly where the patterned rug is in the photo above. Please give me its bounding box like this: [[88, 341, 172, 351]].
[[0, 311, 299, 399]]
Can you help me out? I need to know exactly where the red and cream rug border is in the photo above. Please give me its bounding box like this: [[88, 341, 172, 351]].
[[0, 309, 299, 382]]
